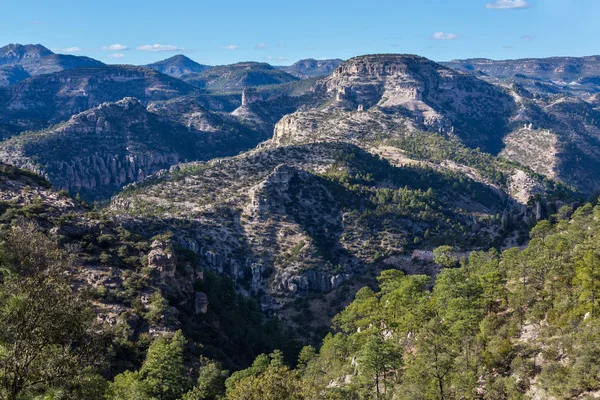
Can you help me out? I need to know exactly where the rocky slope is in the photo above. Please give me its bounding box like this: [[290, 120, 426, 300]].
[[109, 139, 564, 310], [272, 54, 516, 154], [0, 65, 203, 134], [0, 97, 267, 200], [278, 58, 344, 78], [145, 54, 210, 78], [0, 65, 30, 86]]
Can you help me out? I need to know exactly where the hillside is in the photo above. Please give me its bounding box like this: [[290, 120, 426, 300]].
[[109, 139, 568, 312], [278, 58, 344, 78], [0, 65, 203, 133], [0, 97, 268, 200], [223, 201, 600, 399], [181, 62, 300, 92]]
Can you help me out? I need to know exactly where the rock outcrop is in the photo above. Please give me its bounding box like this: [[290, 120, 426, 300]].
[[271, 54, 515, 154]]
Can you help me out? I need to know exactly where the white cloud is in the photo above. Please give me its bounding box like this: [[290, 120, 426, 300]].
[[222, 45, 240, 50], [101, 44, 129, 51], [521, 35, 536, 41], [107, 53, 125, 58], [304, 46, 316, 50], [254, 43, 268, 50], [486, 0, 529, 9], [54, 47, 83, 53], [264, 56, 289, 62], [136, 44, 183, 52], [277, 43, 286, 48], [431, 32, 460, 40]]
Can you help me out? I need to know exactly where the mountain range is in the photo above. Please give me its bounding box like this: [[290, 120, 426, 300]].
[[2, 42, 600, 397]]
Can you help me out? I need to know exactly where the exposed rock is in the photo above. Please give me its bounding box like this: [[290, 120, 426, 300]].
[[241, 87, 261, 106], [147, 240, 176, 279], [194, 292, 209, 314]]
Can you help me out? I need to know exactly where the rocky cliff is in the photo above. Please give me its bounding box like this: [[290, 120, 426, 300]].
[[272, 54, 515, 154], [0, 97, 269, 200], [109, 140, 560, 310]]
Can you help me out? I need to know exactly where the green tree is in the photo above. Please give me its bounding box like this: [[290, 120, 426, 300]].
[[433, 246, 458, 268], [357, 335, 402, 399], [0, 221, 104, 400], [575, 250, 600, 316], [108, 330, 191, 400], [140, 330, 191, 400], [183, 357, 228, 400]]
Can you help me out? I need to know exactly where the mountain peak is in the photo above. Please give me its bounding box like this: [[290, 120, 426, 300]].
[[0, 43, 54, 66], [145, 55, 209, 77]]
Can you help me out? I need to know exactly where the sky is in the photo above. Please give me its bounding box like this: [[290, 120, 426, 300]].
[[1, 0, 598, 66]]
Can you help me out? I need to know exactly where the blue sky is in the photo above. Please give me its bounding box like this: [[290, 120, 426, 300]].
[[1, 0, 598, 66]]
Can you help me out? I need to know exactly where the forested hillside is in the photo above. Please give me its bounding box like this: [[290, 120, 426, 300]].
[[2, 167, 600, 399], [219, 202, 600, 399]]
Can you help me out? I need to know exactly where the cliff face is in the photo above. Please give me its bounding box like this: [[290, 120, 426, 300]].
[[272, 55, 515, 154], [0, 95, 275, 200], [0, 98, 185, 199], [109, 141, 556, 310]]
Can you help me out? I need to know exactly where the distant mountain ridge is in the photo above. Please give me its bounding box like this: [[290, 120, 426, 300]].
[[277, 58, 344, 78], [0, 43, 104, 86], [180, 61, 300, 92], [145, 54, 210, 78], [443, 55, 600, 82]]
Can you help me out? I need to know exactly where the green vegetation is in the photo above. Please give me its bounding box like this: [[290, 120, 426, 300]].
[[220, 202, 600, 399], [386, 131, 573, 198]]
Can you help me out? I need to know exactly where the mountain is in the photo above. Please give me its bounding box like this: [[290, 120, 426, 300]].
[[145, 54, 210, 78], [443, 56, 600, 97], [272, 54, 515, 154], [278, 58, 344, 78], [0, 43, 104, 85], [443, 55, 600, 82], [181, 62, 300, 92], [110, 137, 564, 311], [0, 65, 202, 133], [266, 54, 600, 193], [0, 43, 53, 65], [0, 97, 268, 200], [23, 53, 104, 75]]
